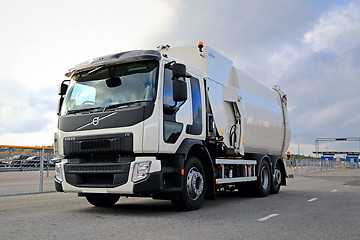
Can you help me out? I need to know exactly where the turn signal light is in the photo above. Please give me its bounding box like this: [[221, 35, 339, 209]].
[[132, 161, 151, 182]]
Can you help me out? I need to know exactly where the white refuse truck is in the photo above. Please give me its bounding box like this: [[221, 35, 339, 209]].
[[54, 42, 290, 210]]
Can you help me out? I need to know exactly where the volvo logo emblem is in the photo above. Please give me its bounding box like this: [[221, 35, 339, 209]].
[[92, 117, 100, 126]]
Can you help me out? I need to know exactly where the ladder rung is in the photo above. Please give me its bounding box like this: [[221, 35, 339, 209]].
[[216, 176, 257, 184], [215, 159, 257, 165]]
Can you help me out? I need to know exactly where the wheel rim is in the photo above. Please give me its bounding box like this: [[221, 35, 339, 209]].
[[186, 167, 204, 200], [260, 166, 269, 189], [274, 168, 281, 185]]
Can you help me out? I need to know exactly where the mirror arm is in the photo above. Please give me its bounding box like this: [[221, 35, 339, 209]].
[[169, 100, 185, 109], [178, 101, 186, 109], [165, 61, 176, 69], [170, 102, 177, 108]]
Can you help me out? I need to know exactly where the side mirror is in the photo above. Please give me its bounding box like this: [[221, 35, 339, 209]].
[[172, 63, 186, 79], [57, 97, 64, 116], [172, 63, 189, 103], [172, 63, 192, 79], [58, 80, 70, 96], [57, 80, 70, 115], [173, 79, 187, 102]]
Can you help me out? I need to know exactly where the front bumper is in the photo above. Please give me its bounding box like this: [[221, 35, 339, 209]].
[[55, 156, 182, 196]]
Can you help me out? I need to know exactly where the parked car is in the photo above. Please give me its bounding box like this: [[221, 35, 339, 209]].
[[10, 155, 31, 167], [0, 159, 8, 167], [22, 156, 50, 168]]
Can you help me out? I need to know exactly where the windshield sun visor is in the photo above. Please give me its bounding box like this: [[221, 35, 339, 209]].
[[65, 50, 161, 77]]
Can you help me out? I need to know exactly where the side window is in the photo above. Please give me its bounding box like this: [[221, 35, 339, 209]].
[[163, 68, 176, 107], [163, 67, 183, 144], [186, 77, 202, 135]]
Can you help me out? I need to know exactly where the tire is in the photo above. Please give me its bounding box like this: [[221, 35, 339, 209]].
[[85, 193, 120, 207], [171, 156, 206, 211], [270, 161, 281, 194], [255, 160, 271, 197]]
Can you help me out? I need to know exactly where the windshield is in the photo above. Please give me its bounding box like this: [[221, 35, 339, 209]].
[[61, 61, 158, 115]]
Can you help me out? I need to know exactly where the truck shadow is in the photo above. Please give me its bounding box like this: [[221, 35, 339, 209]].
[[76, 198, 176, 216], [76, 191, 258, 216]]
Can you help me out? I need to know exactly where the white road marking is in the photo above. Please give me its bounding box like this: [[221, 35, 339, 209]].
[[307, 198, 318, 202], [331, 189, 338, 192], [344, 185, 349, 188], [258, 214, 279, 222]]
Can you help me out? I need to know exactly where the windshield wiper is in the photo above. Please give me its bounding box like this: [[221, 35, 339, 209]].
[[103, 101, 150, 112], [67, 107, 102, 114]]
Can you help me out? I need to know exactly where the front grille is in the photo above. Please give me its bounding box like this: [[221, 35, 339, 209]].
[[63, 133, 133, 156], [67, 164, 127, 173], [80, 139, 111, 150], [64, 155, 135, 188], [68, 155, 134, 164], [64, 160, 132, 188]]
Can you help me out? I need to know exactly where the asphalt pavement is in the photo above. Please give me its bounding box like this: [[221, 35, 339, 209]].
[[0, 168, 359, 240]]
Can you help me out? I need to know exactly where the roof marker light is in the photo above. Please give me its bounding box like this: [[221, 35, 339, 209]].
[[198, 42, 204, 52]]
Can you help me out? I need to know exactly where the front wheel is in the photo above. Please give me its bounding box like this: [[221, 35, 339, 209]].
[[171, 156, 206, 211], [85, 193, 120, 207]]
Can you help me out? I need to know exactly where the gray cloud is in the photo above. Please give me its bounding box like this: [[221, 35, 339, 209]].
[[0, 0, 358, 152], [0, 79, 57, 134], [263, 1, 360, 144], [154, 0, 360, 146], [153, 0, 335, 63]]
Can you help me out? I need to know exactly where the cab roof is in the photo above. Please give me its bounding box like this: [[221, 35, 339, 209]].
[[65, 50, 161, 77]]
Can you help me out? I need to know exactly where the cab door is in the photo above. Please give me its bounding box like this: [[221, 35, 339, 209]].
[[159, 64, 192, 153], [159, 62, 205, 154]]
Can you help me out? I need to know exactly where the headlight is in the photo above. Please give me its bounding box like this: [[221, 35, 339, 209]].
[[132, 161, 151, 183], [55, 162, 63, 182]]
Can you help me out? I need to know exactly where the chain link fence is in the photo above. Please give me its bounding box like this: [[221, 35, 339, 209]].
[[1, 145, 358, 196], [0, 145, 56, 196], [285, 158, 356, 175]]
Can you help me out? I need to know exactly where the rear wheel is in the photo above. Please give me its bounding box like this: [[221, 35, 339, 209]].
[[85, 193, 120, 207], [171, 156, 206, 211], [255, 160, 271, 197], [270, 161, 282, 194]]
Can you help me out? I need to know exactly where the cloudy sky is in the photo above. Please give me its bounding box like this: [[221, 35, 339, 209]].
[[0, 0, 359, 155]]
